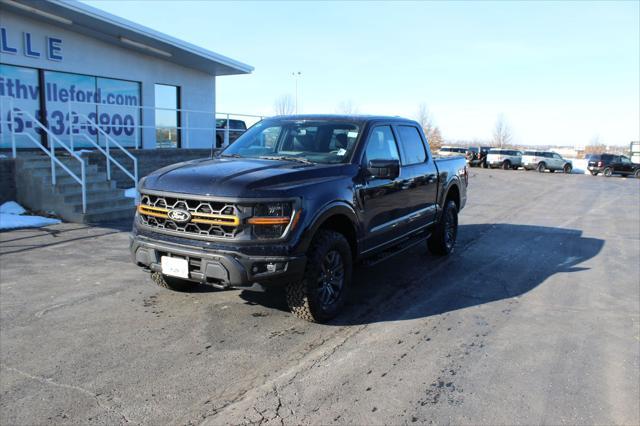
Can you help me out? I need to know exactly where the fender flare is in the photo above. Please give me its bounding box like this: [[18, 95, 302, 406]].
[[298, 201, 360, 254], [439, 177, 461, 210]]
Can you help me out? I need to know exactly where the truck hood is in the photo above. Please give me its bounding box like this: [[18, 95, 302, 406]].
[[141, 157, 355, 198]]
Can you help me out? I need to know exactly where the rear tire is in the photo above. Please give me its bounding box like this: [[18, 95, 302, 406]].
[[537, 162, 546, 173], [604, 167, 613, 177], [635, 169, 640, 178], [563, 164, 572, 174], [428, 200, 458, 256], [590, 171, 598, 176], [502, 160, 511, 170], [151, 272, 194, 291], [286, 230, 352, 323]]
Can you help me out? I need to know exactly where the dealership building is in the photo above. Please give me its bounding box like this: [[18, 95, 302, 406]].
[[0, 0, 254, 222], [0, 0, 253, 150]]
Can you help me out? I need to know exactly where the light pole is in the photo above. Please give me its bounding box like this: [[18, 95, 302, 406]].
[[292, 71, 301, 114]]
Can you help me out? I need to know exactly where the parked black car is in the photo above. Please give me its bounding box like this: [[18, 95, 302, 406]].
[[587, 154, 640, 177], [215, 119, 247, 148], [131, 115, 468, 322], [466, 146, 492, 168]]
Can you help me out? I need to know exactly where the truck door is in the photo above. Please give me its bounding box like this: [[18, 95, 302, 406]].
[[393, 125, 438, 231], [357, 125, 410, 252]]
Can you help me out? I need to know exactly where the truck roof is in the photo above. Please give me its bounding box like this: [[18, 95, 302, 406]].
[[267, 114, 419, 124]]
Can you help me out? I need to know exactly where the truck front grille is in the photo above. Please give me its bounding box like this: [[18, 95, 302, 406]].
[[137, 193, 242, 239]]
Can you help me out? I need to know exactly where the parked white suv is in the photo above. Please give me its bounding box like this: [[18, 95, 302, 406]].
[[522, 151, 573, 173], [486, 149, 523, 170]]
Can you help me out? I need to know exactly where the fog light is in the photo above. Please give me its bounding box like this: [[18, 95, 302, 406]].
[[251, 262, 286, 275]]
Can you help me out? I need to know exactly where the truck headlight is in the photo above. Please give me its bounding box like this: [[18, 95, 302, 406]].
[[247, 202, 298, 239]]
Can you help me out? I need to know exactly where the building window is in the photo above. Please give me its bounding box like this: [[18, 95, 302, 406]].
[[155, 84, 180, 148], [43, 71, 141, 149], [0, 64, 141, 149], [0, 64, 41, 149]]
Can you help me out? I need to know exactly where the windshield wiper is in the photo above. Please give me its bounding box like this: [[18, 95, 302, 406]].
[[219, 153, 243, 158], [258, 155, 315, 164]]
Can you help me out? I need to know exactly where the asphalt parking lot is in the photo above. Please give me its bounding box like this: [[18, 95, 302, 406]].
[[1, 168, 639, 425]]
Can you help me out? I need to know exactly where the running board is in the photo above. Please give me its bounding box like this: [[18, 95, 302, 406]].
[[361, 231, 430, 267]]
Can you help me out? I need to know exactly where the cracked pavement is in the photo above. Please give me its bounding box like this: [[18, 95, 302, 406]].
[[1, 169, 639, 425]]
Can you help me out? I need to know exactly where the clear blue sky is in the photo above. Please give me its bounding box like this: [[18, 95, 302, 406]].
[[85, 0, 639, 147]]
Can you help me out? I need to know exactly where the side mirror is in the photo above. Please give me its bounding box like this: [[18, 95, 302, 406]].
[[368, 159, 400, 179]]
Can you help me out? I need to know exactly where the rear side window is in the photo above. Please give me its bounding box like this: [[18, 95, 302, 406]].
[[396, 126, 427, 165], [364, 126, 400, 162], [230, 120, 247, 130]]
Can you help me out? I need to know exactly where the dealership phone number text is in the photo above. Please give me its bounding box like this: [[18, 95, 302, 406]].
[[2, 109, 138, 137]]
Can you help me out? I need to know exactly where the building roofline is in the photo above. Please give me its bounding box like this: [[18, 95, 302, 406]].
[[2, 0, 254, 75]]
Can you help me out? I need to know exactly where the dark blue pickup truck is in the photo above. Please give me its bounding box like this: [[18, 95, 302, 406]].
[[130, 115, 468, 322]]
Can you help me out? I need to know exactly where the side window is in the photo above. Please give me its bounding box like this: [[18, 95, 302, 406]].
[[364, 126, 400, 163], [396, 126, 427, 165]]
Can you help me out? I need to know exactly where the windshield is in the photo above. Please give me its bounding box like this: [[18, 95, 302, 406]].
[[220, 119, 361, 164]]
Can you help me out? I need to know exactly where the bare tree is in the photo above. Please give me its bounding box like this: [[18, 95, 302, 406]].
[[273, 94, 295, 115], [416, 103, 444, 150], [417, 103, 433, 135], [584, 134, 606, 155], [429, 127, 444, 151], [493, 114, 512, 148], [336, 100, 359, 114]]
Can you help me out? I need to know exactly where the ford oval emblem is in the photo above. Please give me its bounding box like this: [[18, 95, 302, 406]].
[[167, 209, 191, 223]]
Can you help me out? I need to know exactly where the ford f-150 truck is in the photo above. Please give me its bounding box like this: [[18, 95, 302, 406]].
[[130, 115, 468, 322]]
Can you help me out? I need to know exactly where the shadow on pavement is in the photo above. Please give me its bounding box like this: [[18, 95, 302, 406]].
[[239, 223, 605, 325]]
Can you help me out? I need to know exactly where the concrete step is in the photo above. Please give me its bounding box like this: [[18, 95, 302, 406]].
[[63, 188, 128, 204], [14, 153, 138, 224], [54, 172, 110, 185], [82, 205, 136, 223], [23, 162, 99, 176], [54, 180, 116, 194], [72, 197, 134, 213]]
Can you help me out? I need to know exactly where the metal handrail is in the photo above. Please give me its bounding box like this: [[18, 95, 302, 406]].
[[1, 101, 87, 213], [65, 100, 264, 148], [71, 112, 138, 190]]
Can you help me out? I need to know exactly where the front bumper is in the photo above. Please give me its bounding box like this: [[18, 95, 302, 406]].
[[130, 233, 307, 288]]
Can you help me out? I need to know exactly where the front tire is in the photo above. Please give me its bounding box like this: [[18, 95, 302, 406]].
[[286, 230, 352, 323], [151, 272, 194, 291], [563, 164, 572, 174], [635, 169, 640, 178], [428, 200, 458, 256]]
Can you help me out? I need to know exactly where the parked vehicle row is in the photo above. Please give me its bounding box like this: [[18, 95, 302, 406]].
[[439, 145, 639, 177]]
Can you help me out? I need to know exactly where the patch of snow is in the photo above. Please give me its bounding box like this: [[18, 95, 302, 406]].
[[124, 187, 137, 198], [75, 149, 94, 155], [0, 154, 7, 158], [567, 158, 589, 174], [0, 201, 26, 215], [0, 214, 61, 230], [0, 201, 61, 230]]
